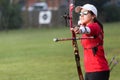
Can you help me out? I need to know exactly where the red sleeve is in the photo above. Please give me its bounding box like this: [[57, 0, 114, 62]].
[[87, 23, 101, 37]]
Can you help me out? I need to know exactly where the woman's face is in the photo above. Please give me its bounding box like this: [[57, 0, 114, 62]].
[[79, 9, 95, 25]]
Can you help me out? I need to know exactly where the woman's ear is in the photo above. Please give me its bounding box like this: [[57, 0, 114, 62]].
[[92, 17, 94, 20], [92, 15, 96, 20]]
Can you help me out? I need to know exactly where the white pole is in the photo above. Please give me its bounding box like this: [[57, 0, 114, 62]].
[[10, 0, 13, 4]]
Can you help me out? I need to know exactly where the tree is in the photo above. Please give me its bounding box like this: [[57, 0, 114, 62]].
[[0, 0, 23, 30]]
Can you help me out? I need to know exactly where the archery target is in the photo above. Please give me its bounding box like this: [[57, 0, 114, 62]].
[[39, 11, 52, 24]]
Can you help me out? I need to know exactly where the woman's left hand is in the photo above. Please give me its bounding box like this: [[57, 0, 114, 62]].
[[71, 27, 80, 34]]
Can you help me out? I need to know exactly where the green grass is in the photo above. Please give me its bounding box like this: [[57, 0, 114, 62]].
[[0, 22, 120, 80]]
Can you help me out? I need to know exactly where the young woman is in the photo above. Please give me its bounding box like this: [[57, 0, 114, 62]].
[[71, 4, 110, 80]]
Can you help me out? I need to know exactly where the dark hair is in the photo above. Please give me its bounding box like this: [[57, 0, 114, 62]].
[[89, 11, 104, 32], [93, 18, 103, 32]]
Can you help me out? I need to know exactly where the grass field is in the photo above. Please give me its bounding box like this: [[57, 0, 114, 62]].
[[0, 22, 120, 80]]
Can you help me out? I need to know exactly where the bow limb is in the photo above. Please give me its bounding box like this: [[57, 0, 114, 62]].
[[68, 0, 84, 80]]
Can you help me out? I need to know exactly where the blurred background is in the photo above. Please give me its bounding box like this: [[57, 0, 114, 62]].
[[0, 0, 120, 30]]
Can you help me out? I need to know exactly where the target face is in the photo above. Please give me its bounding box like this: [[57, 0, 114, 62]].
[[39, 11, 52, 24]]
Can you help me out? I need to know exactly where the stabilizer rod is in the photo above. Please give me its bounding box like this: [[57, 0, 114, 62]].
[[53, 37, 94, 42]]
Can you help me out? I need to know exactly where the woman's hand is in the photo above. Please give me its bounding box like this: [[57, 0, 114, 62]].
[[71, 26, 80, 34]]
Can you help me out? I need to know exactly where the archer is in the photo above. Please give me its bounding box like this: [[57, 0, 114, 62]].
[[72, 4, 110, 80]]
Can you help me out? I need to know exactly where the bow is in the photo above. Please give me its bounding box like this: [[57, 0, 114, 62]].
[[68, 0, 84, 80], [109, 56, 119, 72], [53, 0, 84, 80]]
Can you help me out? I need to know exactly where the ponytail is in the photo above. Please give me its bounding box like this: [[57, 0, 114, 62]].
[[94, 18, 104, 32], [89, 11, 104, 32]]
